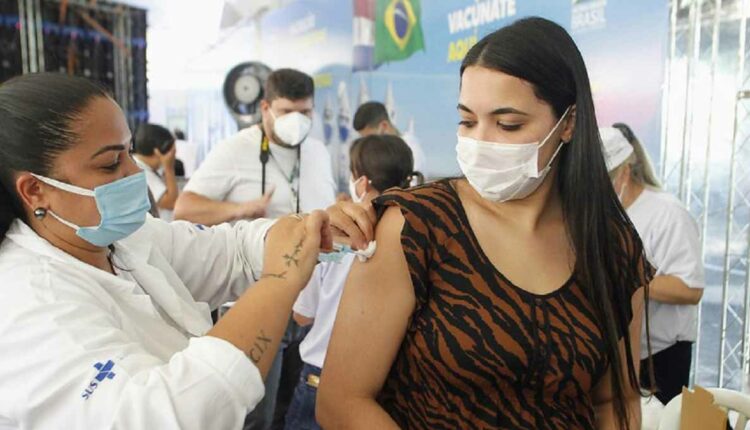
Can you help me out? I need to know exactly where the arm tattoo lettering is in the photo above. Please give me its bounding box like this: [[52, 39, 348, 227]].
[[248, 330, 273, 364]]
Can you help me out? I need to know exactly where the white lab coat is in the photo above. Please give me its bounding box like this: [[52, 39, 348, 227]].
[[0, 215, 275, 429]]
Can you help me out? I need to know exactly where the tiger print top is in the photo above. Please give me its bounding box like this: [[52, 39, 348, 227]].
[[373, 180, 652, 430]]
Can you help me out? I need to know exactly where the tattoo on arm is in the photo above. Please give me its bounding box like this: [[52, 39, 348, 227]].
[[261, 272, 287, 280], [282, 238, 304, 268], [248, 329, 273, 364]]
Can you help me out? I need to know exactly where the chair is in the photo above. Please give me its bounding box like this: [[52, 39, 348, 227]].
[[658, 388, 750, 430]]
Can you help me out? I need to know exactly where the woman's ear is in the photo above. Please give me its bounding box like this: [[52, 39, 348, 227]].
[[16, 173, 48, 215], [357, 175, 371, 197], [561, 105, 577, 143], [378, 120, 390, 135]]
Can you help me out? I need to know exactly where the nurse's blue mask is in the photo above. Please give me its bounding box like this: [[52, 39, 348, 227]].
[[31, 172, 151, 247]]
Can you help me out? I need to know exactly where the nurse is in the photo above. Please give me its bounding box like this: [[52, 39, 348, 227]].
[[0, 73, 374, 429], [601, 124, 705, 405]]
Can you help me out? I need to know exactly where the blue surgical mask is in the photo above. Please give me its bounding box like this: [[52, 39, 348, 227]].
[[31, 171, 151, 247]]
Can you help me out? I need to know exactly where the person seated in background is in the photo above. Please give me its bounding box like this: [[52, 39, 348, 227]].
[[132, 123, 179, 220], [284, 134, 424, 430], [601, 124, 704, 406], [173, 128, 199, 179], [353, 101, 426, 173]]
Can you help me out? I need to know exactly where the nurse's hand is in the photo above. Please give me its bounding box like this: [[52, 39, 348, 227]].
[[325, 197, 378, 250], [261, 210, 332, 289]]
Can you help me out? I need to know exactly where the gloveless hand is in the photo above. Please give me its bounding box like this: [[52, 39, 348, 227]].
[[325, 194, 378, 250], [261, 211, 332, 290], [155, 144, 177, 169]]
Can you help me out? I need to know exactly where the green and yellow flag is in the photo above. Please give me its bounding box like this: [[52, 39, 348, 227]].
[[374, 0, 425, 64]]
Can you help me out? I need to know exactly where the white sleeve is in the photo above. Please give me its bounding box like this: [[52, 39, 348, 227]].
[[182, 140, 237, 201], [650, 205, 705, 289], [144, 170, 167, 202], [293, 264, 325, 318], [304, 139, 336, 209], [0, 272, 263, 429], [136, 216, 276, 309]]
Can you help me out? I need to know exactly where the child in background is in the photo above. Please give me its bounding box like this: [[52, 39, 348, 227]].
[[283, 134, 423, 430]]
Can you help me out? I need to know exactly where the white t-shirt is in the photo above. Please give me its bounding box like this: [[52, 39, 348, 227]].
[[293, 255, 355, 369], [628, 188, 705, 358], [401, 131, 426, 174], [184, 125, 336, 219], [134, 156, 173, 221], [175, 139, 199, 178], [135, 156, 166, 202]]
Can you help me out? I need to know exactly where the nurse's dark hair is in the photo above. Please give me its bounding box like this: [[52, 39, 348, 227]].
[[349, 134, 423, 192], [462, 17, 649, 430], [0, 73, 110, 243]]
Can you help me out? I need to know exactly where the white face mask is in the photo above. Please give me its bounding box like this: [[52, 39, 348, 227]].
[[270, 110, 312, 147], [349, 176, 364, 203], [456, 107, 571, 202]]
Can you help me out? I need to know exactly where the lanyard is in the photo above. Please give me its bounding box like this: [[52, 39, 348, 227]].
[[259, 130, 301, 214]]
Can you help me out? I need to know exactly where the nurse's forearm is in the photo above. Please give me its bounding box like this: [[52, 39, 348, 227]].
[[173, 191, 247, 226], [207, 277, 299, 378], [649, 275, 703, 305]]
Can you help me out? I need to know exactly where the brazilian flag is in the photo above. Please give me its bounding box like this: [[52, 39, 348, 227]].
[[374, 0, 425, 64]]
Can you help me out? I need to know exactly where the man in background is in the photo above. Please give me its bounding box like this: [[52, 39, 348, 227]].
[[353, 101, 426, 173], [174, 68, 336, 430]]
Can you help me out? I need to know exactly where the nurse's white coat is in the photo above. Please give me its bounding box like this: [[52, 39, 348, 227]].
[[0, 216, 275, 429]]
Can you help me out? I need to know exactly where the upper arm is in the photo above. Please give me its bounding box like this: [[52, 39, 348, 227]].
[[319, 206, 415, 402], [138, 216, 274, 309], [592, 287, 645, 427], [293, 313, 314, 327], [591, 223, 651, 427]]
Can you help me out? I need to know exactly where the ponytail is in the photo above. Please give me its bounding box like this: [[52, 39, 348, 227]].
[[400, 171, 425, 188], [613, 123, 661, 189]]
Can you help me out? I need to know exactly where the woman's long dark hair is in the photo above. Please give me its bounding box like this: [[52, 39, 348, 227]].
[[461, 18, 648, 429], [0, 73, 110, 243]]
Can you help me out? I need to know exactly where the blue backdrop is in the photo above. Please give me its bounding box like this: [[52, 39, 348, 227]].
[[255, 0, 668, 185]]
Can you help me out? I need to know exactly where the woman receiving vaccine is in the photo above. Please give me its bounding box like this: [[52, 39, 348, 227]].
[[318, 17, 653, 430]]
